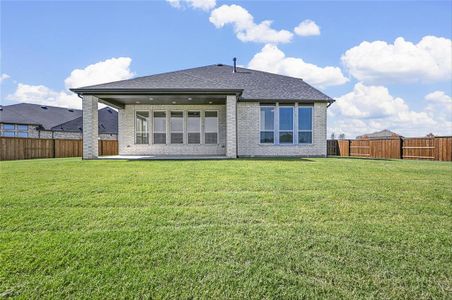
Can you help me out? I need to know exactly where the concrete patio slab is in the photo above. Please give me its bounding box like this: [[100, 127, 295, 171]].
[[98, 155, 228, 160]]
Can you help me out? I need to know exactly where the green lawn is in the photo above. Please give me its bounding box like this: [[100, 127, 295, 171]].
[[1, 158, 451, 299]]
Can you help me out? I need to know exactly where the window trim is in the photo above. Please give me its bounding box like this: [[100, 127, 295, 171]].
[[153, 110, 167, 145], [298, 106, 313, 145], [278, 105, 294, 145], [170, 110, 184, 144], [187, 110, 201, 144], [1, 123, 29, 138], [204, 110, 219, 145], [134, 110, 150, 145], [258, 103, 314, 146], [259, 105, 276, 144]]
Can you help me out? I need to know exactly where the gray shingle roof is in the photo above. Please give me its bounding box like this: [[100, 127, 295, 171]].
[[72, 64, 333, 101], [0, 103, 82, 130], [51, 107, 118, 134], [0, 103, 118, 134], [356, 129, 402, 139]]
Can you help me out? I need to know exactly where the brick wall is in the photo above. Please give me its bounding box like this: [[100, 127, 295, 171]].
[[237, 102, 327, 157], [118, 104, 226, 156]]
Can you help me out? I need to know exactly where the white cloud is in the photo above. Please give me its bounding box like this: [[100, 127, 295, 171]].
[[329, 83, 451, 137], [341, 36, 452, 83], [64, 57, 133, 89], [294, 19, 320, 37], [248, 44, 348, 87], [166, 0, 216, 11], [209, 4, 293, 44], [424, 91, 452, 132], [0, 73, 10, 83], [7, 57, 134, 109], [425, 90, 452, 107], [6, 83, 80, 109]]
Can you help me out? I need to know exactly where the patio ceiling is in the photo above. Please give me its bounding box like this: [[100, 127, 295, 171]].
[[96, 93, 230, 108]]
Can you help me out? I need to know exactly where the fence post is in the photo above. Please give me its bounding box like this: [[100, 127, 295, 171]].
[[53, 139, 56, 158], [399, 137, 403, 159], [347, 140, 351, 157]]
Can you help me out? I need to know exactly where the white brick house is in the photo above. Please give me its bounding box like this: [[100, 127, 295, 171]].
[[71, 64, 334, 159]]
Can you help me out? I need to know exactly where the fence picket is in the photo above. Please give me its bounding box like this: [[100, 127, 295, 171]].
[[0, 137, 117, 161]]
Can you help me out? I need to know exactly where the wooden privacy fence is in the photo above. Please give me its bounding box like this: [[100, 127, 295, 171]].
[[327, 137, 452, 161], [0, 137, 118, 161]]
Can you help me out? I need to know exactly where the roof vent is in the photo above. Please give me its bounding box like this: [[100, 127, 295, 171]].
[[107, 108, 112, 113], [68, 109, 74, 112], [41, 106, 48, 110], [0, 107, 3, 111], [217, 63, 224, 66], [233, 57, 237, 73]]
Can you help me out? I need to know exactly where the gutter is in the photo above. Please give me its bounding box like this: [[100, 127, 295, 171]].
[[70, 88, 244, 96]]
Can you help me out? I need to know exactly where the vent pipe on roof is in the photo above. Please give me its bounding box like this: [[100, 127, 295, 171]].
[[233, 57, 237, 73]]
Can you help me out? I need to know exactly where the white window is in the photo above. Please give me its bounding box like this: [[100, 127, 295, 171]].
[[260, 106, 274, 143], [135, 111, 149, 144], [298, 107, 313, 144], [279, 106, 294, 144], [187, 111, 201, 144], [170, 111, 184, 144], [153, 111, 166, 144], [204, 111, 218, 144], [1, 124, 29, 138]]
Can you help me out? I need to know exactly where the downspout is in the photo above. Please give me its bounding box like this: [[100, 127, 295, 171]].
[[236, 95, 238, 158]]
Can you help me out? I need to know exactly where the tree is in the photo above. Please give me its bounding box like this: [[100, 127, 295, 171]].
[[339, 133, 346, 140], [330, 133, 335, 140]]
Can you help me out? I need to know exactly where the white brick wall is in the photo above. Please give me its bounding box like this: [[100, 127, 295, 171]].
[[237, 102, 327, 157], [226, 95, 237, 158], [82, 96, 98, 159], [118, 104, 226, 156]]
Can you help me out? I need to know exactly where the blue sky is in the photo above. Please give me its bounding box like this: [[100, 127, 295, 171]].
[[1, 0, 451, 137]]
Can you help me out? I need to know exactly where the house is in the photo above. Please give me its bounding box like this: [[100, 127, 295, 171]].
[[0, 103, 117, 140], [70, 63, 334, 159], [356, 129, 402, 140]]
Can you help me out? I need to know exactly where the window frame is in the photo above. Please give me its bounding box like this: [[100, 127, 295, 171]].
[[278, 105, 294, 145], [298, 106, 313, 145], [187, 110, 201, 144], [259, 105, 275, 144], [170, 111, 184, 144], [134, 111, 150, 145], [153, 110, 167, 145], [204, 110, 219, 145], [1, 123, 29, 138]]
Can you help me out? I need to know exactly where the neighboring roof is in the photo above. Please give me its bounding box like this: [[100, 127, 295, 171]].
[[51, 107, 118, 134], [0, 103, 82, 130], [0, 103, 118, 134], [71, 64, 334, 102], [357, 129, 402, 139]]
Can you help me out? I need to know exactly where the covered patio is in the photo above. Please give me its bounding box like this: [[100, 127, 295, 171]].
[[74, 91, 240, 160]]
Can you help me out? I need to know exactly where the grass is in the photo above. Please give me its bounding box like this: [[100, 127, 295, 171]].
[[0, 157, 451, 299]]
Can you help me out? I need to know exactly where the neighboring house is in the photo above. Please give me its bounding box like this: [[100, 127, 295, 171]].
[[356, 129, 402, 140], [70, 63, 334, 159], [0, 103, 117, 140]]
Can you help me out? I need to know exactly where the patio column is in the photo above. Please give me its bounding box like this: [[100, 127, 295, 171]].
[[226, 95, 237, 158], [82, 95, 98, 159]]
